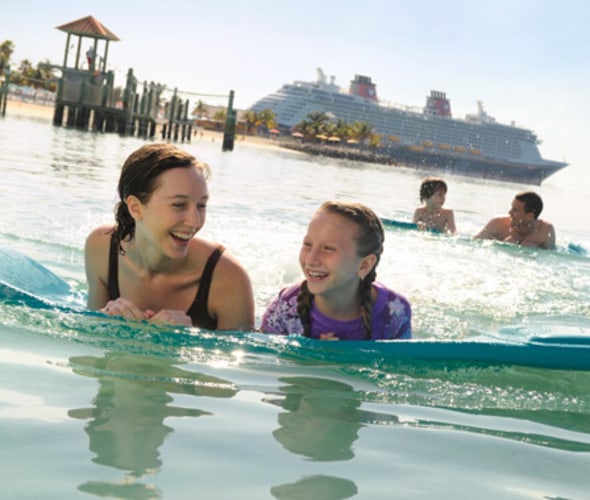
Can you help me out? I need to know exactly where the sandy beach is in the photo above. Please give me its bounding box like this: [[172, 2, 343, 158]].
[[2, 99, 284, 151], [4, 100, 54, 120]]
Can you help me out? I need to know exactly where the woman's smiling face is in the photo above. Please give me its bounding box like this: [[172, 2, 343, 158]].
[[133, 166, 209, 257]]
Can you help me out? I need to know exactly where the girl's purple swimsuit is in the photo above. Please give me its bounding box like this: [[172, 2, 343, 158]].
[[261, 281, 411, 340]]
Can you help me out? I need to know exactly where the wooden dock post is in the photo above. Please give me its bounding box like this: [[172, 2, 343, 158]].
[[222, 90, 236, 152], [75, 80, 90, 129], [0, 65, 10, 117], [181, 98, 190, 142]]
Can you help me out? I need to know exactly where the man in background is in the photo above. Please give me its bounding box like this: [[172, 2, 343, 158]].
[[475, 191, 556, 249]]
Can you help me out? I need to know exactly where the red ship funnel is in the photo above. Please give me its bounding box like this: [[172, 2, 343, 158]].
[[349, 75, 378, 101]]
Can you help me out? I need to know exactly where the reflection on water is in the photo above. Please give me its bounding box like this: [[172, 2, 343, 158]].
[[266, 377, 363, 499], [271, 475, 358, 500], [266, 377, 365, 461], [266, 376, 402, 499], [68, 352, 237, 498]]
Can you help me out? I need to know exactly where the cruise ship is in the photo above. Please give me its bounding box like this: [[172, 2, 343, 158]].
[[250, 69, 567, 184]]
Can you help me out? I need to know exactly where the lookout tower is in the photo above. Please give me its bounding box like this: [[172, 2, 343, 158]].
[[56, 15, 120, 74], [51, 15, 165, 138], [51, 15, 126, 130]]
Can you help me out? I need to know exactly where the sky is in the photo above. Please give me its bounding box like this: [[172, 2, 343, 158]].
[[3, 0, 590, 189]]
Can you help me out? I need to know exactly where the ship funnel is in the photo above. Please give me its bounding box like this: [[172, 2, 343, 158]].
[[424, 90, 452, 117], [349, 74, 378, 101]]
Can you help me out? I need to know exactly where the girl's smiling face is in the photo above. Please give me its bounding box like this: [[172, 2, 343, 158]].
[[299, 210, 365, 301]]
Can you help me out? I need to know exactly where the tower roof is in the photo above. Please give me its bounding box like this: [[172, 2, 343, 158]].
[[55, 15, 120, 41]]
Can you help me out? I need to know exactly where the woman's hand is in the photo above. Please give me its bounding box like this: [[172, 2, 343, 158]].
[[319, 332, 340, 341], [101, 297, 149, 321], [101, 299, 192, 326], [148, 309, 193, 327]]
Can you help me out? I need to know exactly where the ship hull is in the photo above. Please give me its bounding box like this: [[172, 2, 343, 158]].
[[280, 141, 566, 185]]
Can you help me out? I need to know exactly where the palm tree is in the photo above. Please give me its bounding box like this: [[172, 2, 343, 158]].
[[368, 133, 382, 148], [297, 111, 331, 140], [242, 110, 258, 135], [213, 109, 226, 122], [333, 118, 351, 141], [256, 108, 276, 131], [349, 120, 374, 144], [192, 100, 208, 118], [16, 59, 35, 86], [0, 40, 15, 74], [36, 59, 58, 91]]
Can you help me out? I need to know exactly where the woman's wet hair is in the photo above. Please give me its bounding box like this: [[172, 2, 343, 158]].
[[296, 201, 385, 339], [113, 143, 210, 252]]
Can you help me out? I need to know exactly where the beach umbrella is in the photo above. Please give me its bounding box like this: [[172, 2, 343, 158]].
[[269, 128, 280, 134], [291, 131, 304, 138]]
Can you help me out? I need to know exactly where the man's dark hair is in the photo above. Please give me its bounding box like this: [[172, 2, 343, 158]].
[[515, 191, 543, 218]]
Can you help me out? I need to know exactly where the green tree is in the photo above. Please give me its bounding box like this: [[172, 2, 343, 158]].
[[368, 133, 382, 148], [1, 40, 14, 74], [334, 118, 351, 141], [256, 108, 276, 131], [16, 59, 35, 86], [192, 100, 208, 118], [36, 59, 57, 91], [213, 109, 226, 122], [242, 110, 258, 135], [349, 120, 373, 144], [295, 111, 331, 140]]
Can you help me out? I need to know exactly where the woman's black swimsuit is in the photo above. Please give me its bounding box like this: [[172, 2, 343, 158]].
[[108, 235, 224, 329]]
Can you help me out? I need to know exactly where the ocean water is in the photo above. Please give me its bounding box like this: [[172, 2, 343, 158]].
[[1, 112, 590, 499]]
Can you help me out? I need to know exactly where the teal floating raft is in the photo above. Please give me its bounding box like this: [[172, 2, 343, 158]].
[[0, 247, 85, 312], [334, 335, 590, 371], [381, 218, 441, 233], [380, 217, 588, 256], [1, 247, 589, 371]]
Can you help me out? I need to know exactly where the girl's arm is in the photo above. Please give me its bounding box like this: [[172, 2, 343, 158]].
[[446, 209, 456, 234], [412, 208, 422, 224]]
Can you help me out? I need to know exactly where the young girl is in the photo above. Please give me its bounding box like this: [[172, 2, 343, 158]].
[[261, 201, 411, 340], [84, 143, 254, 330], [413, 177, 456, 233]]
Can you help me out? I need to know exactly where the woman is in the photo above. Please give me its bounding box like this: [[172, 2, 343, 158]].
[[85, 143, 254, 330], [261, 201, 411, 340]]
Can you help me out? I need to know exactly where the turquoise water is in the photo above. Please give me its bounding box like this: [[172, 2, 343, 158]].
[[1, 112, 590, 499]]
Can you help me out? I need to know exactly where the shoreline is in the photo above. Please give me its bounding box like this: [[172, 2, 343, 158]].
[[2, 100, 562, 185], [2, 99, 283, 151], [4, 99, 54, 120]]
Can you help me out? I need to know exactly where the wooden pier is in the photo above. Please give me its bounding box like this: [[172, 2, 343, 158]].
[[3, 15, 236, 148]]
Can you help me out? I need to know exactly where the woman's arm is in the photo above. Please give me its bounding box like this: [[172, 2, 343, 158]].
[[84, 226, 112, 310], [209, 251, 255, 331]]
